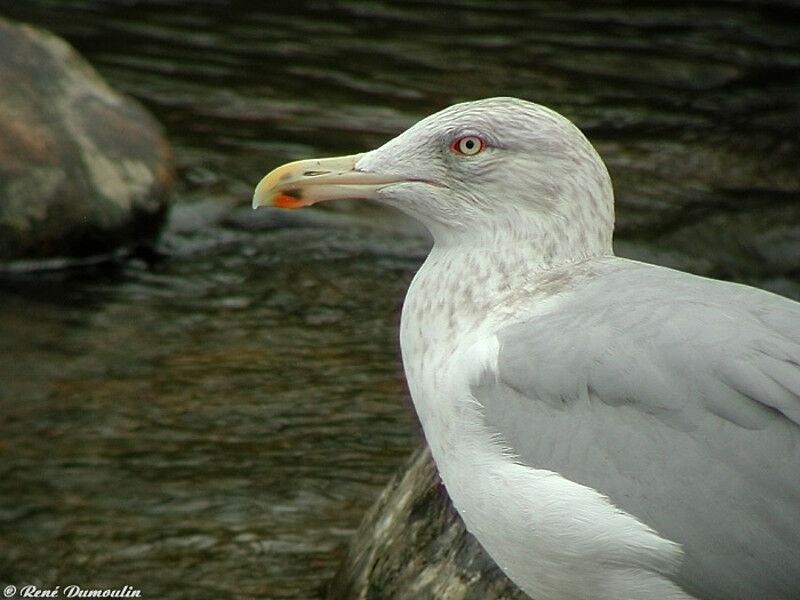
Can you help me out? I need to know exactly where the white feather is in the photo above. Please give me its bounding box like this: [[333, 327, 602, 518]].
[[359, 97, 800, 600]]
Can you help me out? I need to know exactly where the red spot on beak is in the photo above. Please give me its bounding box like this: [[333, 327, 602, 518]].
[[272, 193, 304, 209]]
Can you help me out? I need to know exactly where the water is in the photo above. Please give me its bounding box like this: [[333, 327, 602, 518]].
[[0, 221, 429, 598], [1, 2, 799, 598]]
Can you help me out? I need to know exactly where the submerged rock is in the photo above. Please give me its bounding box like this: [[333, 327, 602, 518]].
[[329, 447, 528, 600], [0, 17, 173, 264]]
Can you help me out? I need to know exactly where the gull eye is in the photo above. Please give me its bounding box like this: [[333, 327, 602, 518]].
[[450, 135, 485, 156]]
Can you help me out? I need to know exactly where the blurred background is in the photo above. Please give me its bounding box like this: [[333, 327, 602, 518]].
[[1, 1, 798, 599]]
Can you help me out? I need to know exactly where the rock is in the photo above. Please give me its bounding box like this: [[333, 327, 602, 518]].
[[329, 446, 529, 600], [0, 17, 173, 264]]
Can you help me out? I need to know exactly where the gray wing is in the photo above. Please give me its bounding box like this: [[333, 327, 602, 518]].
[[474, 259, 800, 600]]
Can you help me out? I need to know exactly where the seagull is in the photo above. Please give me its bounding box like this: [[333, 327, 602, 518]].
[[252, 97, 800, 600]]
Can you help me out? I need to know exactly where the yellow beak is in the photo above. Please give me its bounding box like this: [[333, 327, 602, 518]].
[[252, 153, 407, 209]]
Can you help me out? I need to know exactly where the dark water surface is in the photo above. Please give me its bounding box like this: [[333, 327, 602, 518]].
[[1, 1, 799, 599]]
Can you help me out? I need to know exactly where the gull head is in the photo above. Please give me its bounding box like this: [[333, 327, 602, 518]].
[[254, 97, 614, 256]]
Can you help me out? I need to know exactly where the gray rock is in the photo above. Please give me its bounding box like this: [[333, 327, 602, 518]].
[[329, 446, 529, 600], [0, 17, 173, 263]]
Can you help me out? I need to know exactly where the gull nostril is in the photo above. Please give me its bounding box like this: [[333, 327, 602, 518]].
[[303, 170, 329, 176]]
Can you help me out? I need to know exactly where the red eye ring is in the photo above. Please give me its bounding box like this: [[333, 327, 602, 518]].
[[450, 135, 486, 156]]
